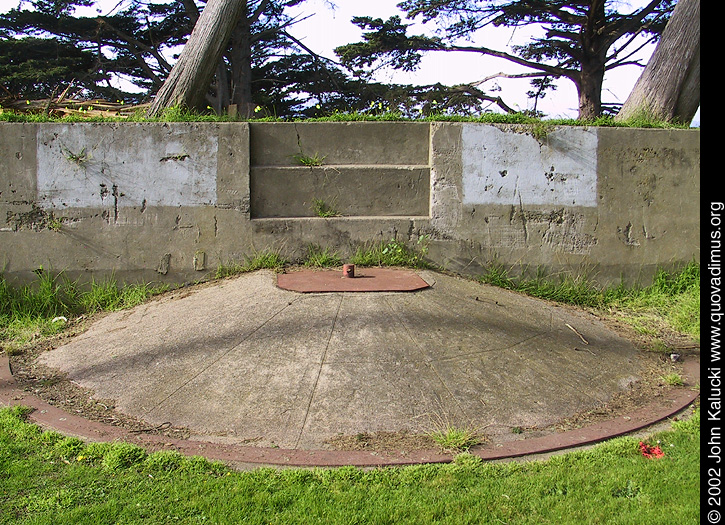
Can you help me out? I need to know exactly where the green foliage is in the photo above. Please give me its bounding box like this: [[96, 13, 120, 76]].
[[142, 450, 185, 473], [293, 152, 326, 167], [336, 16, 438, 73], [661, 373, 684, 386], [102, 442, 147, 471], [0, 405, 701, 524], [215, 250, 287, 279], [480, 261, 700, 342], [337, 2, 676, 118], [0, 272, 166, 348], [79, 279, 164, 313], [302, 245, 342, 268], [672, 408, 700, 435], [0, 37, 100, 100], [311, 198, 340, 217], [428, 425, 481, 453], [52, 436, 86, 461], [0, 107, 692, 128], [350, 238, 430, 268]]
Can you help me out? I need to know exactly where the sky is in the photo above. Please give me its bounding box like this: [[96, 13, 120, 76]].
[[283, 0, 699, 124], [1, 0, 700, 124]]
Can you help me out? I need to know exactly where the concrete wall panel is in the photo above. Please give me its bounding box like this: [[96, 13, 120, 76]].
[[461, 124, 598, 207], [36, 123, 218, 209], [250, 122, 430, 166], [250, 166, 430, 218]]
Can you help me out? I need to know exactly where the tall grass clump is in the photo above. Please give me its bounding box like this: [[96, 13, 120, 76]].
[[0, 272, 166, 349], [303, 245, 342, 268], [609, 262, 700, 341], [480, 261, 700, 341], [350, 238, 431, 269], [215, 249, 286, 279]]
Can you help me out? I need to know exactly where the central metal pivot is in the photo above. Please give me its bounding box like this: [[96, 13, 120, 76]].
[[342, 264, 355, 278]]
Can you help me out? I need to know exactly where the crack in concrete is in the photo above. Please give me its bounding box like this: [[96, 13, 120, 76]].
[[293, 293, 344, 449], [140, 295, 304, 419], [382, 294, 472, 422]]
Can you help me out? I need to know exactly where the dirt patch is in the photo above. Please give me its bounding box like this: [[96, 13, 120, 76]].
[[325, 431, 438, 453], [541, 351, 694, 434], [529, 303, 700, 434]]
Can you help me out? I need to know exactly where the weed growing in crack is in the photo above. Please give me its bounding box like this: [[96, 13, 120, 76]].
[[62, 146, 90, 166], [311, 199, 340, 218], [293, 152, 326, 167]]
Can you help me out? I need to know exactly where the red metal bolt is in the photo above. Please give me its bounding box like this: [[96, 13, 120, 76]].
[[342, 264, 355, 278]]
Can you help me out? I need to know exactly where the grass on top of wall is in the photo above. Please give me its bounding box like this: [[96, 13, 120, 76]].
[[0, 106, 694, 129]]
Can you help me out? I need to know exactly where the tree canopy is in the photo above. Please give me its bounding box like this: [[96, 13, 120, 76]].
[[1, 0, 695, 122], [336, 0, 677, 119], [0, 0, 382, 116]]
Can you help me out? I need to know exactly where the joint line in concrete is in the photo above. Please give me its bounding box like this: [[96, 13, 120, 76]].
[[293, 293, 343, 449], [140, 295, 303, 418]]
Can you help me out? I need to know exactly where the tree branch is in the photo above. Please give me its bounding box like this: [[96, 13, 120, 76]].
[[444, 43, 577, 80], [97, 17, 172, 72]]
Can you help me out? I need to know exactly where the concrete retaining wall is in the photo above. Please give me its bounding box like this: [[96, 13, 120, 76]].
[[0, 121, 700, 286]]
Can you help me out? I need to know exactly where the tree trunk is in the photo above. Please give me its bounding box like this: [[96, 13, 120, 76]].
[[213, 59, 231, 113], [576, 0, 606, 120], [147, 0, 248, 117], [576, 61, 605, 120], [615, 0, 700, 124], [229, 18, 255, 118]]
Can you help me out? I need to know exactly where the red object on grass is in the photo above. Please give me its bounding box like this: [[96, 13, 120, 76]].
[[639, 441, 664, 459]]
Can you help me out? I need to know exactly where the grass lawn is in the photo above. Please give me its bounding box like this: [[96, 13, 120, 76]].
[[0, 405, 700, 524]]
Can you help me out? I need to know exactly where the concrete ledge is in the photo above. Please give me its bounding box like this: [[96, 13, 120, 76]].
[[249, 122, 430, 166], [250, 165, 430, 218]]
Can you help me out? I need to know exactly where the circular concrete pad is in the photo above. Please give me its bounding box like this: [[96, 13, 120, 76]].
[[38, 270, 644, 450]]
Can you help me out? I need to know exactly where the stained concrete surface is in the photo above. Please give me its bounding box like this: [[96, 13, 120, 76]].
[[39, 269, 645, 450]]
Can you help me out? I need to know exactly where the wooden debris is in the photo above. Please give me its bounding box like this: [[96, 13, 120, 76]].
[[0, 96, 149, 119]]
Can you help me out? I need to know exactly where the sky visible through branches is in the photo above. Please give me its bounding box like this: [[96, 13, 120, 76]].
[[0, 0, 700, 124]]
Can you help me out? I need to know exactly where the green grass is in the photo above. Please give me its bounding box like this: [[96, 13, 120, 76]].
[[0, 258, 700, 523], [350, 238, 431, 269], [480, 261, 700, 344], [214, 249, 287, 279], [0, 404, 700, 524], [293, 152, 326, 167], [302, 245, 342, 268], [0, 106, 694, 128], [311, 198, 340, 217], [0, 272, 166, 349], [661, 373, 685, 387], [428, 425, 481, 454]]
